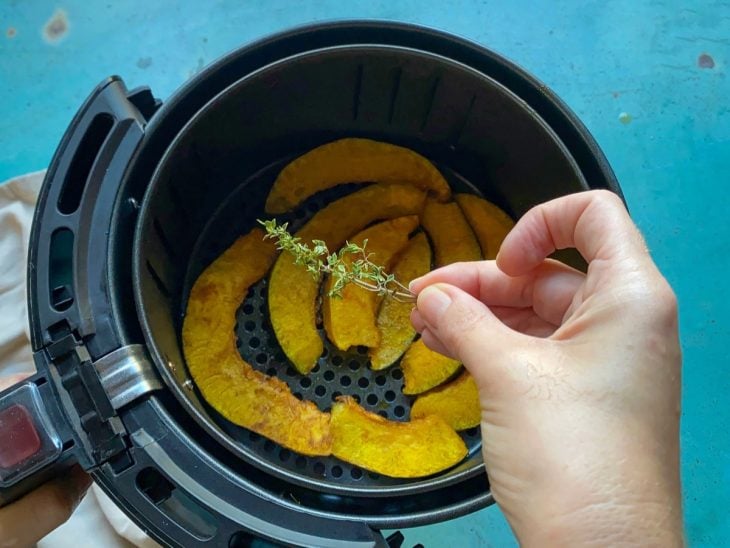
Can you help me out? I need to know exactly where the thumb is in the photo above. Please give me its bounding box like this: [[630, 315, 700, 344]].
[[415, 283, 520, 377]]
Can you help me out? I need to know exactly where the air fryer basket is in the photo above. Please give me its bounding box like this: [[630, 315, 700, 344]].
[[134, 46, 588, 499]]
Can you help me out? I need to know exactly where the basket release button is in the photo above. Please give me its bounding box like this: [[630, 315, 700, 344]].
[[0, 383, 62, 486], [0, 404, 41, 468]]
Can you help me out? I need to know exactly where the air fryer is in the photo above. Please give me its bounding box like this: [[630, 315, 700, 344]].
[[0, 22, 621, 547]]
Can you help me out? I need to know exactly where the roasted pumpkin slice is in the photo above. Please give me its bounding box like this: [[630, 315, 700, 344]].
[[182, 229, 332, 456], [330, 397, 467, 477], [455, 193, 515, 259], [265, 138, 451, 214], [195, 354, 332, 456], [421, 198, 481, 267], [411, 371, 481, 430], [401, 339, 462, 395], [323, 216, 419, 351], [269, 184, 427, 374], [402, 198, 481, 393], [369, 233, 432, 370]]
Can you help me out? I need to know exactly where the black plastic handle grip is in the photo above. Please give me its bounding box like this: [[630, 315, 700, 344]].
[[27, 76, 158, 359], [1, 77, 158, 508]]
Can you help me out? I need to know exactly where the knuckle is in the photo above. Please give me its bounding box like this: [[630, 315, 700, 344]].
[[622, 274, 679, 327], [592, 189, 623, 208], [654, 280, 679, 318]]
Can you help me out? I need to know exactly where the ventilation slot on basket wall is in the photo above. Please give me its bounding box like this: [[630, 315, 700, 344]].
[[57, 113, 114, 215], [48, 228, 75, 311], [136, 467, 217, 541]]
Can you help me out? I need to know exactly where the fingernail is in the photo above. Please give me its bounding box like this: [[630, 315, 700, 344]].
[[417, 285, 452, 320], [410, 308, 426, 333]]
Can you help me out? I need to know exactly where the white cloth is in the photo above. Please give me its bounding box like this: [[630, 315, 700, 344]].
[[0, 171, 156, 547]]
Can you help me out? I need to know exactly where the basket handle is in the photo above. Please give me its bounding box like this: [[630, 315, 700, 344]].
[[2, 78, 160, 508], [27, 76, 160, 357]]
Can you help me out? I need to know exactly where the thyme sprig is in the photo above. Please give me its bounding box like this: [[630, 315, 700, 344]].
[[259, 219, 415, 302]]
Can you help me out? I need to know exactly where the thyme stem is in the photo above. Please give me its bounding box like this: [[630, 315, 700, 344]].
[[258, 219, 416, 302]]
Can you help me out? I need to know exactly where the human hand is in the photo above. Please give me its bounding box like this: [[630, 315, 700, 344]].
[[410, 190, 682, 546], [0, 374, 91, 547]]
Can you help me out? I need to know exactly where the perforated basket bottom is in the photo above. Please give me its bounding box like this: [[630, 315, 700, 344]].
[[231, 276, 481, 486], [184, 162, 484, 489]]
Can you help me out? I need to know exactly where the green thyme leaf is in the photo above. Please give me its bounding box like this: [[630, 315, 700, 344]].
[[258, 219, 415, 302]]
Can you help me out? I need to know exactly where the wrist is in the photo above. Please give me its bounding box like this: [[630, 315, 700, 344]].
[[522, 498, 683, 547], [512, 463, 683, 547]]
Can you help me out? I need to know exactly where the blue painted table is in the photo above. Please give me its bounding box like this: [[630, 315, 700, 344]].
[[1, 1, 728, 546]]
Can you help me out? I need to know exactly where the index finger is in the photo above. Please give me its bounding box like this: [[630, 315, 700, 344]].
[[496, 190, 648, 276], [410, 259, 584, 326]]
